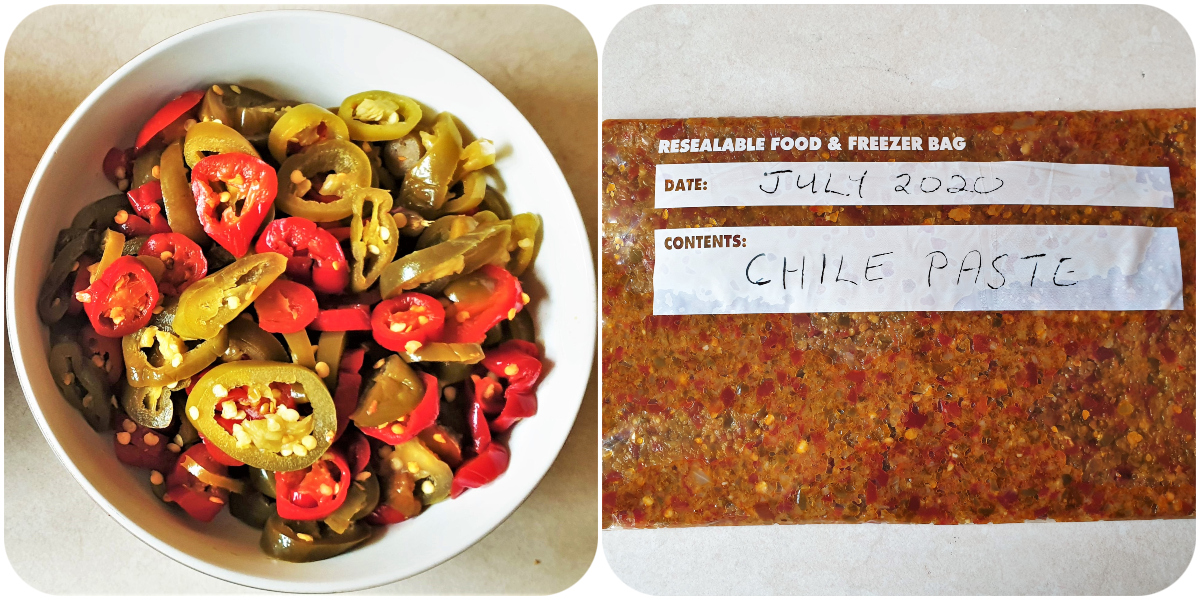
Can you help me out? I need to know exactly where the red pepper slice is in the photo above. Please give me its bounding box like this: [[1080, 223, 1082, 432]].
[[163, 444, 230, 522], [481, 340, 542, 432], [103, 147, 135, 186], [310, 305, 372, 331], [370, 293, 445, 352], [332, 371, 362, 444], [470, 373, 506, 415], [139, 233, 207, 296], [254, 280, 318, 334], [127, 180, 164, 216], [192, 152, 277, 257], [200, 434, 245, 467], [419, 424, 464, 468], [81, 324, 124, 385], [441, 265, 526, 343], [135, 90, 204, 151], [466, 396, 492, 454], [450, 443, 510, 499], [113, 418, 177, 473], [360, 372, 440, 445], [274, 448, 351, 521], [116, 211, 170, 237], [77, 255, 160, 338], [343, 428, 371, 475], [341, 347, 367, 374], [365, 504, 410, 526], [254, 217, 349, 294], [67, 256, 96, 316]]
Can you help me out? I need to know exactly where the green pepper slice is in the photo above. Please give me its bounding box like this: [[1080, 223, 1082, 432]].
[[173, 252, 287, 340], [49, 341, 112, 430], [122, 324, 228, 387], [399, 342, 484, 365], [260, 514, 372, 563], [415, 214, 477, 250], [282, 330, 317, 369], [399, 113, 461, 217], [351, 355, 424, 428], [378, 222, 511, 298], [230, 490, 276, 529], [275, 139, 372, 222], [390, 438, 452, 505], [183, 120, 260, 169], [337, 91, 422, 142], [268, 103, 350, 163], [315, 331, 347, 390], [442, 170, 488, 214], [38, 229, 100, 324], [223, 316, 289, 362], [120, 381, 175, 429], [432, 361, 475, 385], [72, 194, 131, 234], [503, 307, 536, 344], [479, 186, 512, 220], [199, 84, 295, 146], [323, 469, 380, 534], [347, 187, 399, 293], [507, 212, 542, 276], [249, 467, 277, 498], [185, 361, 336, 471], [158, 141, 207, 242], [131, 147, 163, 189]]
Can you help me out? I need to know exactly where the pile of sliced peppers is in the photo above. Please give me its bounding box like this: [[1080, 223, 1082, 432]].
[[37, 83, 544, 563]]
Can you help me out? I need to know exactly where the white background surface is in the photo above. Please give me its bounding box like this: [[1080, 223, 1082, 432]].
[[603, 4, 1196, 595]]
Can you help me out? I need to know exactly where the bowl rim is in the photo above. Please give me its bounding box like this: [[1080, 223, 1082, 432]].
[[5, 8, 596, 593]]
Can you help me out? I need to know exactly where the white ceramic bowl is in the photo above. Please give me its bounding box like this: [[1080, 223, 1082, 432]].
[[6, 10, 595, 593]]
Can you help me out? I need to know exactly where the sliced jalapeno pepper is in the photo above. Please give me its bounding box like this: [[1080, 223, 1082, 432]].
[[323, 467, 379, 534], [507, 212, 542, 276], [122, 323, 228, 387], [350, 354, 424, 428], [315, 331, 347, 390], [377, 222, 511, 298], [131, 146, 163, 189], [276, 139, 371, 222], [415, 214, 477, 250], [282, 330, 317, 369], [268, 103, 350, 163], [336, 91, 421, 142], [230, 490, 276, 529], [183, 120, 260, 169], [399, 113, 461, 217], [260, 513, 372, 563], [199, 84, 295, 146], [185, 361, 337, 472], [347, 187, 399, 292], [120, 381, 175, 429], [39, 229, 101, 325], [173, 252, 287, 340], [442, 170, 488, 214], [399, 342, 485, 364], [49, 341, 112, 430], [223, 315, 289, 362], [389, 438, 452, 505], [157, 141, 208, 242]]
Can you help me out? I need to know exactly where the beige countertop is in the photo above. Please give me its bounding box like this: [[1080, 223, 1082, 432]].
[[602, 4, 1196, 595], [4, 5, 597, 594]]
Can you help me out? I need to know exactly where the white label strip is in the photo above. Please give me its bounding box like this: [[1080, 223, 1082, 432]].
[[654, 162, 1174, 209], [653, 226, 1182, 315]]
